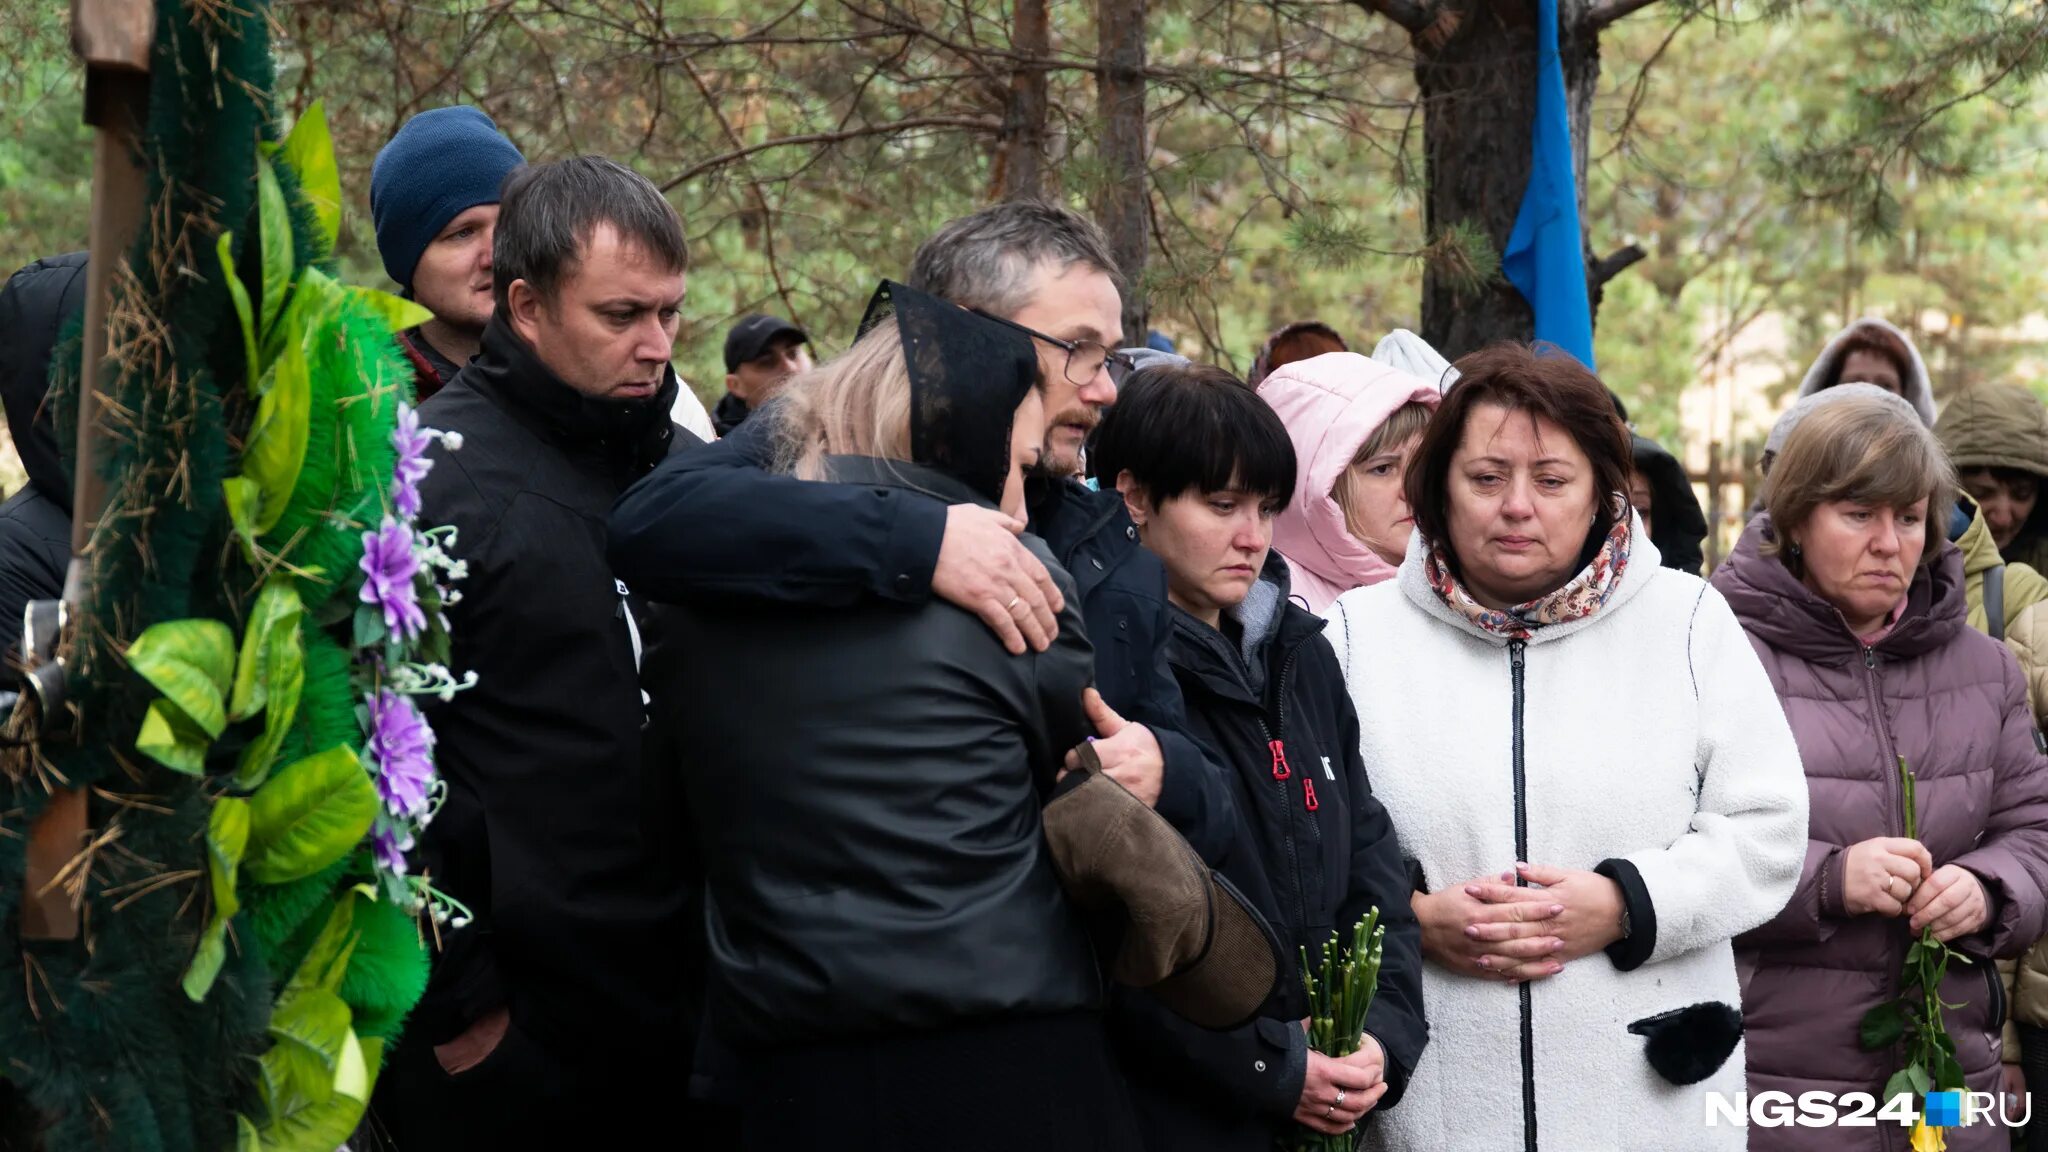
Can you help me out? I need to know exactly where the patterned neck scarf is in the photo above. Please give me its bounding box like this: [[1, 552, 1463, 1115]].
[[1424, 508, 1634, 641]]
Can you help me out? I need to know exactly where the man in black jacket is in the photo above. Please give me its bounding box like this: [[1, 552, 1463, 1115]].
[[0, 253, 86, 672], [370, 156, 698, 1145], [610, 200, 1237, 861]]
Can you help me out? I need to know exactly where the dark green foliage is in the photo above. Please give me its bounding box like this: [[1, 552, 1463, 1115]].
[[0, 3, 298, 1149], [265, 300, 409, 611], [341, 893, 430, 1042], [245, 854, 353, 969], [282, 631, 362, 767]]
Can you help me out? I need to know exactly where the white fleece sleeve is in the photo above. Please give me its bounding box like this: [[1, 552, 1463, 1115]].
[[1623, 584, 1810, 965]]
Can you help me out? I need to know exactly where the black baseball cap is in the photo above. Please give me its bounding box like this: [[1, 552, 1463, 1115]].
[[724, 314, 808, 373]]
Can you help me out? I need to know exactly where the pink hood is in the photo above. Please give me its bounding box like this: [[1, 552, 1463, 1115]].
[[1256, 351, 1439, 612]]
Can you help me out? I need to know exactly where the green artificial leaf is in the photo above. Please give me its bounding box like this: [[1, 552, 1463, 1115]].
[[183, 797, 251, 1001], [244, 747, 378, 884], [224, 477, 261, 558], [286, 891, 359, 999], [256, 155, 295, 340], [1859, 999, 1907, 1050], [230, 580, 304, 721], [1906, 1062, 1931, 1097], [217, 231, 261, 389], [230, 581, 306, 789], [279, 102, 341, 256], [332, 1027, 369, 1102], [127, 618, 236, 737], [258, 987, 351, 1115], [236, 1115, 260, 1152], [137, 699, 215, 776], [346, 284, 434, 333], [255, 1031, 381, 1152], [352, 602, 387, 651], [242, 335, 312, 536], [261, 265, 342, 367]]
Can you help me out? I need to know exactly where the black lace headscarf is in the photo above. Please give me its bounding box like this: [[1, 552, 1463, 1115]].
[[857, 280, 1043, 506]]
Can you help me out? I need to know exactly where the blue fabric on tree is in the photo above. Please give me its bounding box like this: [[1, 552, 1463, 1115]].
[[370, 107, 525, 290], [1501, 0, 1596, 370]]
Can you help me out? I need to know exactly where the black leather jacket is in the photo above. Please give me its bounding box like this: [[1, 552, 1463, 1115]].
[[645, 457, 1103, 1050]]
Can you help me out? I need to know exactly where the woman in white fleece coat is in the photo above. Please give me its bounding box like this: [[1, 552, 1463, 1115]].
[[1325, 345, 1809, 1152]]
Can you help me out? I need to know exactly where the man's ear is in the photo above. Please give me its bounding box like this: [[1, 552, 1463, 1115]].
[[505, 280, 545, 346], [725, 372, 745, 400], [1113, 471, 1148, 528]]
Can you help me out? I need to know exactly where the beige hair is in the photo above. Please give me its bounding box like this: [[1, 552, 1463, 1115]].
[[1333, 399, 1433, 542], [770, 318, 915, 480], [1762, 392, 1955, 577]]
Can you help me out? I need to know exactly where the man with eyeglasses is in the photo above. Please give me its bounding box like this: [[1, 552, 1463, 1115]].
[[611, 200, 1232, 855], [611, 200, 1236, 1144]]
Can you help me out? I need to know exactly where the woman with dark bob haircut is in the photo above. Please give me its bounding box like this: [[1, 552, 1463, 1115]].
[[1324, 343, 1809, 1151], [1712, 392, 2048, 1152], [1093, 362, 1427, 1151]]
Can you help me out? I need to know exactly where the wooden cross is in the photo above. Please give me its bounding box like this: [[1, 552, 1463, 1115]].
[[18, 0, 154, 943]]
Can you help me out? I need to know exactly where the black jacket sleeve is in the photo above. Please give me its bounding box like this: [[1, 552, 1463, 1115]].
[[1334, 676, 1427, 1111], [1111, 990, 1310, 1120], [1126, 568, 1238, 865], [607, 413, 948, 607], [0, 488, 69, 675], [1028, 556, 1095, 784]]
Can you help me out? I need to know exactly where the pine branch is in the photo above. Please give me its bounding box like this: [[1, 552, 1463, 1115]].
[[660, 117, 1002, 191]]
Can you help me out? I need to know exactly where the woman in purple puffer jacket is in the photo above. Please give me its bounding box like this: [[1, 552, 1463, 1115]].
[[1713, 392, 2048, 1151]]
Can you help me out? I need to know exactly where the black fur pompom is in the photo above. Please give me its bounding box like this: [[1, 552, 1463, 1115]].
[[1627, 1002, 1745, 1086]]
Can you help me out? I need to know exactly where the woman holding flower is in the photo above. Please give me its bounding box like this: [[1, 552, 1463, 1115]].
[[1326, 344, 1809, 1150], [1090, 363, 1426, 1150], [1713, 391, 2048, 1152]]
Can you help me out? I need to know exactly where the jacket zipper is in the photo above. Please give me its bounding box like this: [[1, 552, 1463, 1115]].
[[1510, 639, 1538, 1152], [1864, 643, 1909, 1152], [1257, 644, 1312, 929], [1864, 647, 1903, 838]]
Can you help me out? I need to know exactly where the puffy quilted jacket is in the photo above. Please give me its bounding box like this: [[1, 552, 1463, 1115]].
[[1713, 516, 2048, 1152]]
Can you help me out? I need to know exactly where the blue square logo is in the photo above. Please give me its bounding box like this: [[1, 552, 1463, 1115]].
[[1925, 1091, 1962, 1128]]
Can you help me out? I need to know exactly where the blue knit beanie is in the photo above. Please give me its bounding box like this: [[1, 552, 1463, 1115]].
[[371, 107, 525, 290]]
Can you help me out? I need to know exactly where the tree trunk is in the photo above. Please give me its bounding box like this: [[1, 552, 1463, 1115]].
[[1410, 0, 1601, 358], [995, 0, 1051, 200], [1095, 0, 1148, 340]]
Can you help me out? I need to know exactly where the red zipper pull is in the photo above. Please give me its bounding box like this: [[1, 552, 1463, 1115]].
[[1269, 738, 1291, 780], [1302, 778, 1320, 811]]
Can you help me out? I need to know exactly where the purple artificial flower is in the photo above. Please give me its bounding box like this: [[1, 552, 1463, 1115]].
[[391, 404, 435, 520], [373, 821, 414, 876], [360, 518, 427, 640], [367, 688, 436, 819]]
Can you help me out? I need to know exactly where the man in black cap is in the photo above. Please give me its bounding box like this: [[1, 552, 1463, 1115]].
[[713, 313, 811, 435]]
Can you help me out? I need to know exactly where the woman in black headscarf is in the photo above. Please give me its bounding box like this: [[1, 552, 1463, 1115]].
[[642, 283, 1137, 1151]]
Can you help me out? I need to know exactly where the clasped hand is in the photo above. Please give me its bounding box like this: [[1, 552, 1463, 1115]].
[[1413, 863, 1626, 983]]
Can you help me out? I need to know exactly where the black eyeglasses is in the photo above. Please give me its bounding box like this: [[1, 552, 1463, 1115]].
[[973, 310, 1135, 387]]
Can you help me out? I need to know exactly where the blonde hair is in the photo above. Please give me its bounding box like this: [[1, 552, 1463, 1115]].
[[770, 318, 914, 480], [1762, 392, 1955, 576], [1333, 400, 1432, 539]]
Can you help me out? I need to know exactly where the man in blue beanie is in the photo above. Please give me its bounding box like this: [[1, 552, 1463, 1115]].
[[371, 105, 525, 399]]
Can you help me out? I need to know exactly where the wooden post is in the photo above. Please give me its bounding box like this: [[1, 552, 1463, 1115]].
[[20, 0, 153, 943], [1704, 439, 1724, 573]]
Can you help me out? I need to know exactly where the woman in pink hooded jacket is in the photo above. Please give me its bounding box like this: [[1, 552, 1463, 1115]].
[[1256, 351, 1441, 612]]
